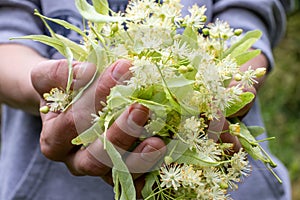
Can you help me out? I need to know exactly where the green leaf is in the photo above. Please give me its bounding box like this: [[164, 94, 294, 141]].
[[132, 98, 168, 118], [223, 30, 262, 58], [56, 34, 88, 61], [175, 148, 221, 167], [92, 0, 109, 15], [13, 34, 87, 61], [99, 137, 136, 200], [107, 85, 134, 109], [248, 126, 265, 138], [166, 140, 220, 167], [75, 0, 128, 23], [34, 9, 86, 38], [71, 121, 103, 146], [65, 47, 74, 93], [87, 41, 110, 72], [142, 171, 159, 200], [166, 76, 194, 88], [12, 35, 66, 55], [180, 26, 198, 49], [225, 92, 255, 117], [235, 49, 261, 66]]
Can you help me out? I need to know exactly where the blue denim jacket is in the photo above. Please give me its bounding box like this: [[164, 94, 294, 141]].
[[0, 0, 292, 199]]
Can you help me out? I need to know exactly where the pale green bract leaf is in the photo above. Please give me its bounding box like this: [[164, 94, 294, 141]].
[[12, 35, 66, 56], [248, 126, 265, 138], [71, 122, 102, 146], [166, 140, 220, 167], [142, 171, 159, 200], [92, 0, 109, 15], [56, 34, 88, 61], [223, 30, 262, 58], [235, 49, 261, 66], [75, 0, 128, 23], [88, 42, 110, 72], [225, 92, 255, 117], [99, 137, 136, 200], [34, 9, 86, 38], [12, 34, 87, 62], [107, 85, 134, 109], [65, 47, 74, 93], [166, 76, 195, 88], [175, 149, 221, 167], [64, 69, 98, 111], [181, 26, 198, 49]]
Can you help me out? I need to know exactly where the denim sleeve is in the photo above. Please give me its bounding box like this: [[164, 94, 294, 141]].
[[213, 0, 289, 70], [0, 0, 48, 57]]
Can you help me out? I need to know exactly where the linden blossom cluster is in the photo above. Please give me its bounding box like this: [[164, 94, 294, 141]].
[[20, 0, 280, 199]]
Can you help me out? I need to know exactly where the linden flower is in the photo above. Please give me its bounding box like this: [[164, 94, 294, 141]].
[[43, 88, 70, 112], [128, 56, 161, 88], [181, 165, 203, 189], [184, 5, 207, 30], [240, 66, 259, 87], [170, 40, 191, 59], [178, 116, 207, 149], [160, 164, 182, 190], [207, 19, 234, 39]]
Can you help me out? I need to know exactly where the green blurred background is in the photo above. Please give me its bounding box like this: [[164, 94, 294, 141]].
[[259, 6, 300, 199]]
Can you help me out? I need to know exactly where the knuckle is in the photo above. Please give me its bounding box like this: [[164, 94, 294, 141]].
[[111, 134, 133, 150], [95, 77, 115, 97], [48, 60, 69, 86], [39, 136, 57, 161], [77, 151, 109, 176]]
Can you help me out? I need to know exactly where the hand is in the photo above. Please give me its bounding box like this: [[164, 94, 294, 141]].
[[209, 52, 268, 152], [31, 59, 166, 196]]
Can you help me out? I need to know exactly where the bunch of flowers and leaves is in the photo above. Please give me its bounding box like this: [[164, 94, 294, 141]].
[[15, 0, 281, 199]]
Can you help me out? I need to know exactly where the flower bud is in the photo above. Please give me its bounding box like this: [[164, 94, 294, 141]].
[[40, 105, 50, 114], [229, 123, 240, 136], [111, 23, 119, 33], [200, 15, 207, 22], [178, 66, 188, 73], [255, 68, 266, 78], [234, 73, 242, 81], [202, 28, 209, 36], [164, 156, 173, 165], [219, 181, 229, 189], [43, 93, 50, 99], [234, 29, 243, 36], [187, 64, 194, 72]]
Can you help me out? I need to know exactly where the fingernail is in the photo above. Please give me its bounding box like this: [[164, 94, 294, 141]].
[[75, 63, 88, 80], [124, 105, 149, 137], [128, 104, 149, 127], [112, 60, 131, 82], [141, 145, 162, 162]]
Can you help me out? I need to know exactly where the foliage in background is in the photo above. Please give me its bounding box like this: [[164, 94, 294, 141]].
[[259, 9, 300, 199]]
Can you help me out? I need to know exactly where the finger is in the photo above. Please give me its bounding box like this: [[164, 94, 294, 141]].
[[207, 114, 242, 153], [71, 59, 132, 131], [31, 59, 96, 95], [64, 103, 150, 176], [38, 60, 132, 161], [125, 137, 166, 175], [219, 122, 242, 153], [39, 110, 79, 161], [228, 84, 257, 118]]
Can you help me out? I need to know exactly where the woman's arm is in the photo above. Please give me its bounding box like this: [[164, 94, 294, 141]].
[[0, 44, 47, 115]]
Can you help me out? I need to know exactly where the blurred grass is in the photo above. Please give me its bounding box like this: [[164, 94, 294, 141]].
[[259, 10, 300, 200]]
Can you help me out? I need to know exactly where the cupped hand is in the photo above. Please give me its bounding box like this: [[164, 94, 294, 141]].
[[31, 59, 166, 196], [209, 52, 268, 153]]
